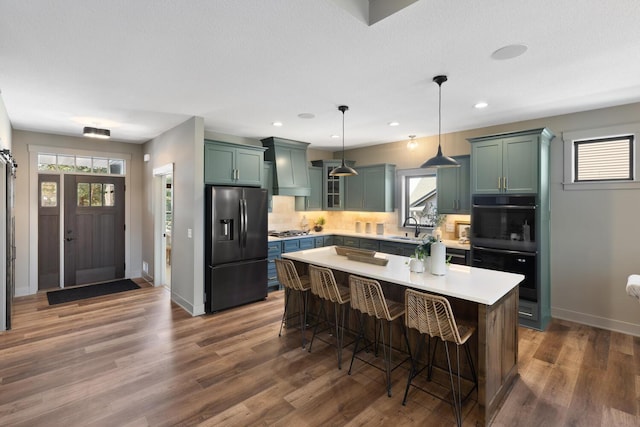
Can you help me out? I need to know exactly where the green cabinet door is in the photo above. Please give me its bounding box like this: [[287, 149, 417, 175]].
[[205, 143, 235, 185], [471, 139, 503, 194], [311, 160, 353, 211], [345, 164, 395, 212], [503, 135, 538, 193], [235, 147, 264, 186], [204, 140, 265, 187], [437, 155, 470, 214], [295, 166, 322, 211]]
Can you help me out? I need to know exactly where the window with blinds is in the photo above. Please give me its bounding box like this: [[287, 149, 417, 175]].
[[574, 135, 633, 182]]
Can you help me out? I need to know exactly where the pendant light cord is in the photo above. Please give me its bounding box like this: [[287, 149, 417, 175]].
[[438, 80, 442, 148]]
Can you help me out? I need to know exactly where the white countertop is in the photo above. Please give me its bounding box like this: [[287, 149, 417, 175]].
[[269, 229, 471, 251], [282, 246, 522, 306]]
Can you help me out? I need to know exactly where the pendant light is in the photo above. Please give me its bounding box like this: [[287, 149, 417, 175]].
[[420, 75, 459, 168], [407, 134, 418, 150], [329, 105, 358, 176]]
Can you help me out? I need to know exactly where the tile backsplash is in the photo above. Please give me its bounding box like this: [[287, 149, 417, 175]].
[[268, 196, 470, 240]]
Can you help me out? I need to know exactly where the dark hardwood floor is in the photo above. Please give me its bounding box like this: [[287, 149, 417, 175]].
[[0, 282, 638, 426]]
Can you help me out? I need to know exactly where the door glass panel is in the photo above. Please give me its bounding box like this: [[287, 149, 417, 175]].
[[93, 158, 108, 174], [58, 155, 76, 172], [103, 183, 115, 206], [41, 182, 57, 207], [91, 183, 103, 206], [76, 156, 92, 172], [77, 183, 90, 206]]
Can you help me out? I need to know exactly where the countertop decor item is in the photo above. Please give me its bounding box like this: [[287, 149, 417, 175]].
[[329, 105, 358, 176], [420, 75, 460, 169], [314, 216, 325, 232]]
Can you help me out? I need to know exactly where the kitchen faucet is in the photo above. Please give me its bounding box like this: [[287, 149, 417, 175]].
[[403, 217, 421, 238]]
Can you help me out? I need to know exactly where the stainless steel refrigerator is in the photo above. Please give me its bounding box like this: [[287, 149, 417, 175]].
[[205, 186, 268, 313], [2, 150, 16, 331]]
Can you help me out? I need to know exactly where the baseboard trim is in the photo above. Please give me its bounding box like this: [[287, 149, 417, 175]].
[[171, 291, 194, 315], [552, 307, 640, 337]]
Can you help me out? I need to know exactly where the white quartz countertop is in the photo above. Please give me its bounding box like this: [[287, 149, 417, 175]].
[[269, 229, 471, 251], [282, 246, 522, 306]]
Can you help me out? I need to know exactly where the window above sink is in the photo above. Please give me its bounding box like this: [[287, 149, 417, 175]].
[[396, 168, 438, 230]]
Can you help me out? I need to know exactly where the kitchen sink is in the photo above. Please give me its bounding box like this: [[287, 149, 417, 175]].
[[388, 235, 421, 242]]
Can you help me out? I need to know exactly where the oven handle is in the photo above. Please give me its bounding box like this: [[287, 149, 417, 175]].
[[473, 246, 537, 256], [472, 204, 537, 209]]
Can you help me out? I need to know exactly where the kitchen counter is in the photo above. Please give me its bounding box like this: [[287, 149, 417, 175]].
[[268, 229, 471, 251], [282, 246, 518, 305]]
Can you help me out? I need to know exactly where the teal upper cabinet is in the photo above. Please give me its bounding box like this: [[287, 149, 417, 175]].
[[311, 160, 355, 210], [204, 140, 265, 187], [263, 161, 274, 212], [295, 166, 323, 211], [437, 155, 470, 214], [469, 129, 554, 194], [345, 164, 395, 212], [261, 137, 311, 197]]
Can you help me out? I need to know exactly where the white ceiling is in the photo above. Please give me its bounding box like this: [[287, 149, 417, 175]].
[[1, 0, 640, 150]]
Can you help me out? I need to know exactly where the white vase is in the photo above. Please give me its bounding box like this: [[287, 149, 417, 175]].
[[409, 258, 425, 273], [423, 256, 431, 273]]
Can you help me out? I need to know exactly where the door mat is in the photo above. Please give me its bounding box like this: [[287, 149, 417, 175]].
[[47, 279, 141, 305]]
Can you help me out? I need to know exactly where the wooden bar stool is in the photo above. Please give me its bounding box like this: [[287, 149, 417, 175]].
[[307, 264, 351, 369], [402, 289, 478, 427], [275, 258, 311, 348], [348, 275, 410, 397]]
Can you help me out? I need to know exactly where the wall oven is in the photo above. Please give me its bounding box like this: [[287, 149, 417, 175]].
[[471, 195, 538, 302]]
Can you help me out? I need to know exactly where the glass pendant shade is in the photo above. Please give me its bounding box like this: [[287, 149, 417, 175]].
[[330, 105, 358, 176], [421, 75, 459, 169]]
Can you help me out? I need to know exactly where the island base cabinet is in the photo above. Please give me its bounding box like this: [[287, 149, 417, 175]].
[[284, 260, 518, 426]]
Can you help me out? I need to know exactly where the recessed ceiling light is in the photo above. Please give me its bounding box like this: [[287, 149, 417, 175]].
[[272, 121, 283, 127], [298, 113, 315, 119], [491, 44, 528, 60], [331, 134, 340, 139], [388, 121, 400, 127], [474, 102, 489, 109]]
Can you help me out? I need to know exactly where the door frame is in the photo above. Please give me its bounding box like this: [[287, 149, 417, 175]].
[[28, 145, 132, 294], [153, 163, 173, 288]]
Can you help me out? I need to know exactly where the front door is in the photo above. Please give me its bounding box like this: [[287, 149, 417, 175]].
[[64, 175, 125, 286]]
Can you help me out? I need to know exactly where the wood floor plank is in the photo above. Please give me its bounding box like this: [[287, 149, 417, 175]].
[[1, 283, 639, 426]]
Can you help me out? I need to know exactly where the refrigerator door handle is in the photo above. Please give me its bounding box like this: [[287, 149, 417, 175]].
[[241, 198, 248, 246]]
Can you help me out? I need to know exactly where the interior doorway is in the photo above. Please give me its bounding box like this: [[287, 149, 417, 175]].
[[153, 164, 174, 289]]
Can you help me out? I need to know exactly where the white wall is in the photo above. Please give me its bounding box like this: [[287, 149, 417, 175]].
[[142, 117, 205, 315], [0, 94, 10, 331], [0, 95, 11, 150], [11, 130, 144, 296], [343, 102, 640, 335]]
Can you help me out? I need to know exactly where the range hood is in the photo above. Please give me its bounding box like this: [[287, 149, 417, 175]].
[[261, 137, 311, 197]]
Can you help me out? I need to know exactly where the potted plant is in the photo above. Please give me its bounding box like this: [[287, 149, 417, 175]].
[[314, 216, 325, 232], [409, 235, 436, 273]]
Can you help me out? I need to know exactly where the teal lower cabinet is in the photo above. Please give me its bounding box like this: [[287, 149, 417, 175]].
[[314, 236, 324, 248], [324, 235, 344, 246], [267, 241, 282, 291], [343, 236, 360, 248], [379, 241, 416, 257], [359, 239, 380, 252]]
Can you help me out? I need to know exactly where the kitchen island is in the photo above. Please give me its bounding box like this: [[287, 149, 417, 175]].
[[282, 246, 523, 426]]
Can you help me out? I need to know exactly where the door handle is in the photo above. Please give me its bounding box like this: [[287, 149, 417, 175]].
[[497, 177, 501, 190], [65, 237, 74, 242], [503, 176, 507, 190], [242, 199, 248, 246]]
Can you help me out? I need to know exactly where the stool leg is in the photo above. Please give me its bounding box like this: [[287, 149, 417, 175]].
[[428, 338, 438, 381], [348, 312, 365, 374], [297, 289, 306, 349], [464, 341, 477, 387], [383, 320, 392, 397], [402, 333, 425, 405], [335, 302, 343, 369], [443, 340, 463, 427], [308, 299, 326, 353], [279, 287, 291, 338]]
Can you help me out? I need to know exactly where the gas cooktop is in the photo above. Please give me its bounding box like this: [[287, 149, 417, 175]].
[[268, 230, 309, 237]]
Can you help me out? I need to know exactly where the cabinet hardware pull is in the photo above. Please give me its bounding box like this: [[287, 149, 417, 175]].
[[518, 311, 533, 317], [497, 177, 501, 189], [503, 176, 507, 190]]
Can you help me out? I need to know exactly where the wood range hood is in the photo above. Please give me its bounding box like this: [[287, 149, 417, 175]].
[[261, 137, 311, 197]]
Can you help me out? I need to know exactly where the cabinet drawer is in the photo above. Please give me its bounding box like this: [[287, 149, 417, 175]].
[[283, 240, 300, 253], [446, 248, 469, 266], [343, 237, 359, 248], [299, 238, 314, 250], [268, 242, 282, 256], [379, 242, 403, 255], [314, 237, 324, 248], [359, 239, 379, 251], [518, 300, 539, 322]]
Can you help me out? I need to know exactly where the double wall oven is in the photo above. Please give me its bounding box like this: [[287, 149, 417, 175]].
[[471, 195, 538, 302]]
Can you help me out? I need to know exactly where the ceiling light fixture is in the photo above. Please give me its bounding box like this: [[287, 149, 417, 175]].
[[83, 126, 110, 139], [421, 75, 460, 169], [474, 101, 488, 109], [407, 135, 418, 150], [491, 44, 528, 60], [388, 121, 400, 127], [329, 105, 358, 176], [272, 121, 283, 127]]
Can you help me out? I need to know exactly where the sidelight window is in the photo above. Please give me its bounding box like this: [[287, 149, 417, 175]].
[[40, 182, 58, 207]]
